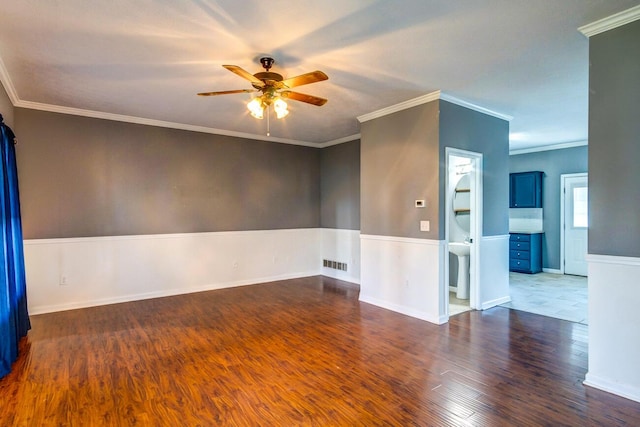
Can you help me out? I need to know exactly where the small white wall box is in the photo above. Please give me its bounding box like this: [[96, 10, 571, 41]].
[[415, 200, 425, 208]]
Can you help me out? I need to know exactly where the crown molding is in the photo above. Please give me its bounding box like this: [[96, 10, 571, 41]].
[[357, 91, 441, 123], [322, 133, 361, 147], [579, 5, 640, 37], [440, 93, 513, 121], [509, 140, 588, 156], [14, 100, 323, 147], [357, 90, 511, 123], [0, 55, 19, 105]]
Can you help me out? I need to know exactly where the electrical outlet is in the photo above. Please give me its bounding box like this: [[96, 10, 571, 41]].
[[60, 276, 68, 286]]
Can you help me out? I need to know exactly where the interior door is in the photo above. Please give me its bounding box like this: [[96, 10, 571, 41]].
[[563, 174, 588, 276]]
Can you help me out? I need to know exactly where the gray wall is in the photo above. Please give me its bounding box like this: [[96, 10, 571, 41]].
[[0, 83, 13, 128], [510, 146, 588, 270], [439, 101, 510, 238], [360, 100, 509, 240], [360, 101, 440, 239], [15, 108, 321, 239], [320, 139, 360, 230], [588, 19, 640, 258]]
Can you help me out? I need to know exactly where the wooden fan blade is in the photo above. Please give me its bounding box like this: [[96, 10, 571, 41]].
[[223, 65, 264, 86], [281, 91, 327, 106], [281, 71, 328, 89], [197, 89, 256, 96]]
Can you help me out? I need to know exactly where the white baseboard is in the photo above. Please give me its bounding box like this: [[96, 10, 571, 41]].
[[24, 229, 323, 314], [359, 294, 446, 325], [478, 235, 510, 310], [321, 268, 361, 284], [584, 374, 640, 404], [481, 295, 511, 310], [320, 228, 361, 284], [586, 254, 640, 403], [360, 234, 445, 325], [25, 228, 366, 314], [28, 271, 316, 315], [542, 268, 563, 274]]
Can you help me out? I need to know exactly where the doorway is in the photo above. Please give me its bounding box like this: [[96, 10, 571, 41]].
[[445, 148, 483, 318], [561, 173, 588, 276]]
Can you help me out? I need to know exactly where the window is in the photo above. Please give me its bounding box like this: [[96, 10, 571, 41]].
[[572, 187, 588, 228]]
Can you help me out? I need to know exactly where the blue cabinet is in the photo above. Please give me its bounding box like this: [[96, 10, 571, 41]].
[[509, 233, 542, 273], [510, 171, 543, 208]]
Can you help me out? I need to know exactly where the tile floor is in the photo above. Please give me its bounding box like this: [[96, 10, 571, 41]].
[[501, 272, 588, 324], [448, 272, 587, 323], [449, 292, 471, 316]]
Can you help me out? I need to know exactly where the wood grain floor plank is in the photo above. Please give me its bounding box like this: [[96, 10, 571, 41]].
[[1, 276, 639, 425]]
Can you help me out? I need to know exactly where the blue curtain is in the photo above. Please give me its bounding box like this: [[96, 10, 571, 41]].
[[0, 114, 30, 379]]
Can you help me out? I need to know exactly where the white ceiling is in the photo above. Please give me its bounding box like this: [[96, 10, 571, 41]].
[[0, 1, 638, 150]]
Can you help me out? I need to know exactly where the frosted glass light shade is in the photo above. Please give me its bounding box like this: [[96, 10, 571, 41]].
[[247, 98, 264, 119]]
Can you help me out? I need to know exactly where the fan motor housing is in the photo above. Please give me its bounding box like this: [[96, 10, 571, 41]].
[[253, 71, 283, 86]]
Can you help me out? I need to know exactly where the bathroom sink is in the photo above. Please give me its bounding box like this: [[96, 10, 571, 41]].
[[449, 242, 471, 256]]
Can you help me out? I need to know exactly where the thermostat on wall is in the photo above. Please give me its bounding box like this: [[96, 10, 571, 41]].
[[415, 200, 425, 208]]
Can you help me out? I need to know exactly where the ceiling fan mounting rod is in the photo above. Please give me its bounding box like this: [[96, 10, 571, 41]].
[[260, 57, 275, 71]]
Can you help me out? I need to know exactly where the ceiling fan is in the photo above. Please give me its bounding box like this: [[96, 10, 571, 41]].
[[197, 57, 328, 120]]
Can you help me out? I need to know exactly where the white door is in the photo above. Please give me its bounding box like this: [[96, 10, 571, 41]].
[[445, 148, 483, 314], [563, 174, 588, 276]]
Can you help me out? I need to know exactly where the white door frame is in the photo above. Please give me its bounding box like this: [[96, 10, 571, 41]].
[[560, 172, 588, 275], [445, 148, 483, 316]]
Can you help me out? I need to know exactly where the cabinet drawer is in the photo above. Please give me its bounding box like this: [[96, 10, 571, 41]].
[[510, 250, 530, 260], [510, 241, 531, 251], [510, 259, 531, 271], [509, 232, 542, 274]]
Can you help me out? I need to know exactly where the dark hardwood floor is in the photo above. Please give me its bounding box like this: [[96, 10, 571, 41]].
[[1, 276, 639, 426]]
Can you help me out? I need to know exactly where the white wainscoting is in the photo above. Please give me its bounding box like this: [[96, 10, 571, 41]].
[[360, 234, 446, 325], [479, 234, 511, 309], [24, 228, 322, 314], [584, 254, 640, 403], [320, 228, 361, 284]]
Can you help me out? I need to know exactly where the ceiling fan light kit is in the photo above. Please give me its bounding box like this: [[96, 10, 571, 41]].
[[198, 57, 327, 124], [273, 98, 289, 119], [247, 97, 265, 119]]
